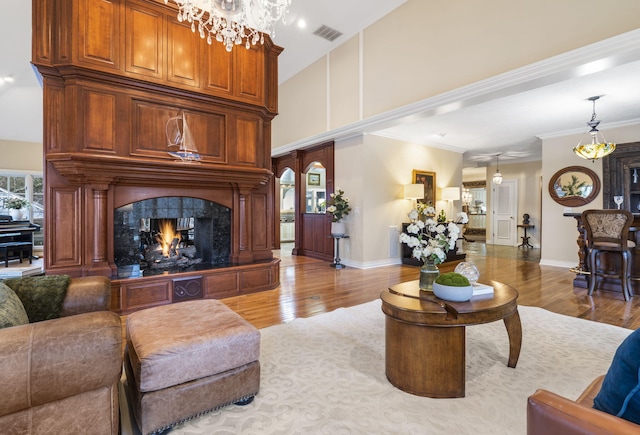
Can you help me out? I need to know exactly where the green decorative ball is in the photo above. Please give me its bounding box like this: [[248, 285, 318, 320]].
[[435, 272, 470, 287]]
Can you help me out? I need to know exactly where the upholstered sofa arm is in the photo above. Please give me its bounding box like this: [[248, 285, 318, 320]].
[[527, 389, 640, 435], [60, 275, 112, 317], [0, 311, 122, 418]]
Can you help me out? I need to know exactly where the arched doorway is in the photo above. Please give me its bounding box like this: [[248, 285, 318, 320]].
[[272, 141, 334, 261]]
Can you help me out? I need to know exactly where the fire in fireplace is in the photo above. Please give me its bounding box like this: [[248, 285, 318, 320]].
[[141, 218, 202, 270], [114, 197, 231, 278]]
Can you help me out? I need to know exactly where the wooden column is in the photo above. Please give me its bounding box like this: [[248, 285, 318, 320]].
[[88, 181, 113, 276]]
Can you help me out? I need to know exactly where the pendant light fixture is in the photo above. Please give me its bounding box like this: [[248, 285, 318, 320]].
[[493, 154, 503, 185], [573, 96, 616, 161]]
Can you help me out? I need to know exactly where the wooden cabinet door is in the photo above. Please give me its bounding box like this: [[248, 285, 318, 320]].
[[234, 45, 264, 103], [125, 1, 163, 79], [167, 16, 201, 87], [77, 0, 120, 70]]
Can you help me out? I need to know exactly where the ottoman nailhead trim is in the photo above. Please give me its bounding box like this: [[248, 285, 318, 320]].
[[148, 392, 258, 435]]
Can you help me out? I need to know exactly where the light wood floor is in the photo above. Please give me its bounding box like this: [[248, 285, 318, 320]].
[[219, 242, 640, 331]]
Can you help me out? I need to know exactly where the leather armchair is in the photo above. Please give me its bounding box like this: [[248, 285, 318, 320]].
[[527, 375, 640, 434], [0, 276, 122, 435]]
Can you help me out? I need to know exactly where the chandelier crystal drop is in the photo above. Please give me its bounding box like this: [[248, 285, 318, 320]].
[[165, 0, 292, 52], [573, 96, 616, 161]]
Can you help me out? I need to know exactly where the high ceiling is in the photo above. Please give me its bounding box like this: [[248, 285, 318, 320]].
[[2, 1, 640, 167]]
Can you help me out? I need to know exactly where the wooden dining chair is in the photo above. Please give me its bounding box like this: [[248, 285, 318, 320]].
[[582, 209, 635, 301]]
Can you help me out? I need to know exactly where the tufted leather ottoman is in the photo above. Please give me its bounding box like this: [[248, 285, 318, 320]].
[[123, 299, 260, 435]]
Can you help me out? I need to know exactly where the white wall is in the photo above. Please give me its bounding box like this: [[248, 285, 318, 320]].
[[0, 140, 43, 172], [274, 0, 640, 148], [335, 134, 463, 268], [540, 123, 640, 267]]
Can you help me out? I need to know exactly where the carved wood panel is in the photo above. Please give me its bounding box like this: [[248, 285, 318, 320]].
[[167, 17, 200, 87], [83, 89, 117, 152], [44, 82, 65, 152], [122, 279, 171, 311], [48, 187, 83, 267], [204, 272, 239, 299], [240, 268, 273, 294], [33, 0, 54, 62], [131, 100, 178, 155], [204, 41, 232, 93], [252, 192, 268, 250], [78, 0, 120, 69], [301, 213, 332, 261], [235, 116, 259, 165], [184, 109, 226, 162], [125, 1, 163, 78], [235, 45, 264, 103]]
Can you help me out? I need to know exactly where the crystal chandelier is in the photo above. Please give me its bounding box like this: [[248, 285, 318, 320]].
[[493, 154, 503, 185], [165, 0, 292, 52], [573, 96, 616, 161]]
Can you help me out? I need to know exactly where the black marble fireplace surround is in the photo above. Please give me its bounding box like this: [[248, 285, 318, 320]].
[[114, 196, 231, 278]]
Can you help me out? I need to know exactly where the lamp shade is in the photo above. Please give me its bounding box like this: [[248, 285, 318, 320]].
[[442, 187, 461, 201], [404, 184, 424, 200]]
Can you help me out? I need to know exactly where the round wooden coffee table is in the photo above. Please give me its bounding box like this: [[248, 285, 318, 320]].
[[380, 280, 522, 398]]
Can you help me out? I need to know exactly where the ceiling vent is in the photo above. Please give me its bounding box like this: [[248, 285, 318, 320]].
[[313, 25, 343, 42]]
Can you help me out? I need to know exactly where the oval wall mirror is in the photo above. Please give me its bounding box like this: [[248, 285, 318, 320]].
[[548, 166, 601, 207]]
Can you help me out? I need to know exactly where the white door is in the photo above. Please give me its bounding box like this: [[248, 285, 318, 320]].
[[492, 180, 518, 246]]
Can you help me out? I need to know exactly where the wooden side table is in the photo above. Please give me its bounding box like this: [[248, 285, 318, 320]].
[[380, 280, 521, 398]]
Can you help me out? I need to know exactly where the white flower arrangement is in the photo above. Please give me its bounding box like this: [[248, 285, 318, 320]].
[[455, 211, 469, 224], [326, 188, 352, 222], [400, 209, 461, 264]]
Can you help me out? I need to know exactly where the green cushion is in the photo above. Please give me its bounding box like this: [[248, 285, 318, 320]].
[[0, 282, 29, 328], [2, 275, 70, 323]]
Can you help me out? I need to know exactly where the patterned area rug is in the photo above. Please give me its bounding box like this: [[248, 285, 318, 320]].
[[120, 301, 631, 434]]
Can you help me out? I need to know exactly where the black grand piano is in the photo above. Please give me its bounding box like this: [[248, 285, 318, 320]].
[[0, 215, 40, 267]]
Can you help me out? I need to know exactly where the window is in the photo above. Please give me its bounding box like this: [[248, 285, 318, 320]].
[[0, 172, 44, 247]]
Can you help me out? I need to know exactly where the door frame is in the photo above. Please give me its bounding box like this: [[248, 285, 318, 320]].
[[272, 141, 335, 261], [491, 179, 518, 246]]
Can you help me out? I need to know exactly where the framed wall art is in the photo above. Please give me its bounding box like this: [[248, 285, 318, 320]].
[[307, 172, 321, 186], [412, 170, 436, 206], [548, 166, 600, 207]]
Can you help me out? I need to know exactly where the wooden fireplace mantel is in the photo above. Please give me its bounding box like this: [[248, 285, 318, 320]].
[[33, 0, 282, 309], [48, 153, 273, 189]]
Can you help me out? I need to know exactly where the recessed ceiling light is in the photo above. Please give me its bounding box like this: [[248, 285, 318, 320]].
[[3, 76, 14, 83], [297, 19, 306, 29]]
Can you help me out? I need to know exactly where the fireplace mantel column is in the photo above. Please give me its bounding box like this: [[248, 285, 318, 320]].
[[233, 187, 255, 264], [88, 182, 114, 276]]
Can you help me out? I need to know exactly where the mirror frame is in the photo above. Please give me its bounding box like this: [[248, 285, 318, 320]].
[[548, 166, 601, 207]]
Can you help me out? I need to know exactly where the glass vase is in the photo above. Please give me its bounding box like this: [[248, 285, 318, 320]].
[[419, 260, 440, 290]]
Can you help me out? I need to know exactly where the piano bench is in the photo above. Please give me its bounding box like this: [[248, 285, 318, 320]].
[[0, 242, 33, 267]]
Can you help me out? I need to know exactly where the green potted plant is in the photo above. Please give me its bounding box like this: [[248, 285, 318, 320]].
[[432, 272, 473, 302]]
